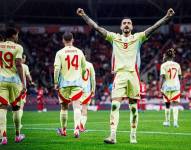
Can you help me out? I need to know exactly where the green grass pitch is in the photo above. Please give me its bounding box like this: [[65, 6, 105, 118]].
[[3, 110, 191, 150]]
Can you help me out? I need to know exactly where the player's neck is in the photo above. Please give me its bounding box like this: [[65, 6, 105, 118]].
[[122, 32, 131, 37], [64, 43, 73, 47], [167, 59, 173, 61], [6, 38, 15, 42]]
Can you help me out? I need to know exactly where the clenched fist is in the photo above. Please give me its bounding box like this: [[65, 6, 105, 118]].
[[76, 8, 86, 16], [166, 8, 175, 17]]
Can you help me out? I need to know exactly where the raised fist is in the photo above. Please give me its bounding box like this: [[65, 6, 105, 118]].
[[166, 8, 175, 17], [76, 8, 85, 16]]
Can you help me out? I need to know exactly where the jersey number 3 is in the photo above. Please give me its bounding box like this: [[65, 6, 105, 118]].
[[65, 55, 79, 70], [167, 68, 177, 79], [0, 51, 13, 68]]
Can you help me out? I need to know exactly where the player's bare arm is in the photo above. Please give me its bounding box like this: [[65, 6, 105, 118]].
[[54, 69, 60, 91], [26, 74, 34, 85], [16, 58, 26, 93], [160, 75, 165, 91], [76, 8, 108, 38], [145, 8, 175, 37]]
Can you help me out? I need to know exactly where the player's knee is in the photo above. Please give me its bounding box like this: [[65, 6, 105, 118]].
[[0, 104, 8, 110], [129, 99, 137, 104], [12, 105, 20, 111], [82, 105, 87, 115], [172, 101, 179, 106], [61, 103, 69, 110], [165, 102, 170, 109], [72, 101, 81, 110], [111, 101, 120, 111]]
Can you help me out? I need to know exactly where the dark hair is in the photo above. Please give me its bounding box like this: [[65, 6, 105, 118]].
[[165, 48, 176, 59], [63, 32, 73, 42], [121, 17, 132, 24], [5, 27, 18, 39]]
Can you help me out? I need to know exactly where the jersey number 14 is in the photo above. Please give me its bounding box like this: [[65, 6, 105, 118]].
[[65, 55, 79, 70]]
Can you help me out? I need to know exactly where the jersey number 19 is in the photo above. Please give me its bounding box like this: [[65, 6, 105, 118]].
[[0, 51, 13, 68]]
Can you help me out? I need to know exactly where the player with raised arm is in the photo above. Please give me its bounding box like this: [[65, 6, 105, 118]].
[[0, 28, 26, 145], [160, 48, 181, 128], [77, 8, 175, 144], [54, 32, 86, 138], [80, 58, 96, 132]]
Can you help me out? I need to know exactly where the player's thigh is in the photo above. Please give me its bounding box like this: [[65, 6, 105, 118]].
[[80, 92, 92, 105], [112, 72, 128, 99], [171, 90, 181, 103], [19, 91, 27, 109], [163, 91, 171, 103], [127, 71, 140, 100], [0, 82, 9, 105], [9, 83, 22, 106], [70, 86, 83, 101], [58, 87, 71, 104]]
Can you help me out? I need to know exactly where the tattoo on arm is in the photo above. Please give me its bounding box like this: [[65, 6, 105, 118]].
[[81, 14, 107, 38], [145, 16, 172, 37]]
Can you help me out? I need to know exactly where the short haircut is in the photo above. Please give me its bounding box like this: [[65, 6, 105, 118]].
[[165, 48, 176, 59], [63, 32, 73, 42], [121, 17, 132, 24], [5, 27, 18, 39]]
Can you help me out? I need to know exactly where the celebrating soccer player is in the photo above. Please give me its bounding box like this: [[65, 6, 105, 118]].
[[77, 8, 175, 144], [0, 27, 26, 145], [160, 48, 181, 127], [54, 32, 86, 138]]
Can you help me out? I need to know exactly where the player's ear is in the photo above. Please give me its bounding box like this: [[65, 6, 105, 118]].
[[120, 24, 123, 31]]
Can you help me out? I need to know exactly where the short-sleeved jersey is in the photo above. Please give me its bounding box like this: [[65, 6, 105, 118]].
[[106, 31, 147, 72], [0, 41, 23, 84], [54, 46, 86, 88], [160, 61, 181, 91], [82, 61, 96, 93], [22, 63, 30, 85]]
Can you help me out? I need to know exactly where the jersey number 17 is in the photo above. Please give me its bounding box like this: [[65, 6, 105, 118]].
[[167, 67, 177, 79]]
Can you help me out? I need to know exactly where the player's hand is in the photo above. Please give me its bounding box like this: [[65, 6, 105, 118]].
[[91, 91, 95, 97], [166, 8, 175, 17], [30, 81, 35, 86], [54, 84, 59, 91], [76, 8, 85, 16], [21, 86, 27, 94]]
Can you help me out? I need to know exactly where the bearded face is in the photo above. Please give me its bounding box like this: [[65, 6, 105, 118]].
[[120, 18, 133, 34]]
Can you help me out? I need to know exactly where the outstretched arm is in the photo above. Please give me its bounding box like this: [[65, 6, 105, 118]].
[[145, 8, 175, 38], [76, 8, 108, 38]]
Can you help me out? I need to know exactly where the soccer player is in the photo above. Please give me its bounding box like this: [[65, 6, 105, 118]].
[[54, 32, 86, 138], [77, 8, 175, 144], [0, 28, 26, 145], [20, 54, 34, 127], [80, 59, 96, 131], [160, 48, 181, 127]]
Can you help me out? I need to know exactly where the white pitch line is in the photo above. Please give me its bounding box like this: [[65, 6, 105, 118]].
[[7, 126, 191, 136]]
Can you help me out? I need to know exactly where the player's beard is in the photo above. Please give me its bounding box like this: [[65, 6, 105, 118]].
[[123, 28, 131, 35]]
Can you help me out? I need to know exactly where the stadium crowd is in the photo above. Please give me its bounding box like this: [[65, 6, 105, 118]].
[[19, 28, 191, 104]]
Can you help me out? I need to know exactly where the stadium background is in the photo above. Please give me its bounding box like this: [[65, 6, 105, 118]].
[[0, 0, 190, 111]]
